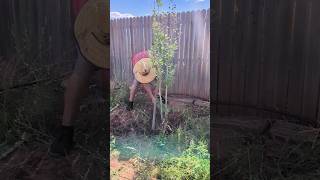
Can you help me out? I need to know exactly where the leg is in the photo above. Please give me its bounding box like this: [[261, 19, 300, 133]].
[[50, 55, 97, 157], [129, 79, 138, 102], [62, 56, 96, 126], [96, 68, 109, 99], [142, 83, 156, 104], [150, 82, 165, 104], [126, 79, 138, 111], [153, 86, 158, 96]]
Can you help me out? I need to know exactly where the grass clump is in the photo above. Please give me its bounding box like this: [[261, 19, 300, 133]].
[[110, 135, 120, 159], [159, 140, 210, 180], [131, 157, 159, 180]]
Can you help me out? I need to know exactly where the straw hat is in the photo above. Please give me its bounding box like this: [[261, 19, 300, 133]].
[[133, 58, 156, 83], [74, 0, 109, 69]]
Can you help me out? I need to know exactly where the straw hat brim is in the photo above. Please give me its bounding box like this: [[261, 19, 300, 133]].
[[74, 0, 109, 69], [133, 58, 156, 84]]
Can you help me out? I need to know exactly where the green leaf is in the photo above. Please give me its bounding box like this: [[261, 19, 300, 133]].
[[156, 0, 163, 7]]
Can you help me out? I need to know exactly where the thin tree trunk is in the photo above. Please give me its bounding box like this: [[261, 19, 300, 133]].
[[165, 86, 168, 118], [165, 66, 168, 120], [159, 79, 163, 123], [152, 99, 156, 130]]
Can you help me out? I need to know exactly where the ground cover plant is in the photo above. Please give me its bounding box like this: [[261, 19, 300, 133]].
[[159, 140, 210, 179]]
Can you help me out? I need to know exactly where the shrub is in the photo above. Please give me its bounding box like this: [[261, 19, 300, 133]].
[[159, 140, 210, 180], [131, 157, 159, 180]]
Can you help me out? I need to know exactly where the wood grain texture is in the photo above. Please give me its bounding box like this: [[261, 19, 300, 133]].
[[1, 0, 77, 66], [213, 0, 320, 123]]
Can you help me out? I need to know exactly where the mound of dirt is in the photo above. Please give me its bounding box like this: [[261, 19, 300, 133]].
[[110, 103, 187, 136]]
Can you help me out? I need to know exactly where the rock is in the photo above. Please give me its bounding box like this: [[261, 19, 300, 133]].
[[193, 100, 210, 107]]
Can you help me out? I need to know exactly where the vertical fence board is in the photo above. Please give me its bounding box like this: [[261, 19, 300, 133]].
[[303, 0, 320, 121]]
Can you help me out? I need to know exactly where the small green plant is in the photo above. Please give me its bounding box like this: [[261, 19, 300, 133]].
[[159, 140, 210, 180], [132, 157, 159, 180], [110, 135, 120, 158]]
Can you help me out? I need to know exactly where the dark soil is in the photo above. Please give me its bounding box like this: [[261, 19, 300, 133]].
[[110, 80, 210, 136], [110, 98, 194, 136]]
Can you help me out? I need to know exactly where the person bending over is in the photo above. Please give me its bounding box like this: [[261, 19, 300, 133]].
[[49, 0, 109, 157], [127, 50, 165, 111]]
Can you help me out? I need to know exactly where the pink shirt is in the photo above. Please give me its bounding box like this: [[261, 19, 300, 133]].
[[72, 0, 88, 18], [132, 50, 150, 66]]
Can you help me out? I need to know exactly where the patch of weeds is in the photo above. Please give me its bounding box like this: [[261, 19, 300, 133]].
[[110, 169, 121, 180], [219, 142, 266, 180], [110, 135, 120, 159], [111, 81, 129, 108], [131, 156, 159, 180], [0, 83, 61, 146], [178, 105, 210, 140], [159, 140, 210, 180], [110, 136, 122, 180], [215, 132, 320, 180]]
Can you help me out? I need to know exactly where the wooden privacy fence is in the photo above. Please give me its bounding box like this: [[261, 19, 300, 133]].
[[110, 9, 210, 100], [0, 0, 77, 64], [213, 0, 320, 123]]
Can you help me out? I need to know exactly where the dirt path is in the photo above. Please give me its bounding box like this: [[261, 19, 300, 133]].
[[110, 157, 136, 180]]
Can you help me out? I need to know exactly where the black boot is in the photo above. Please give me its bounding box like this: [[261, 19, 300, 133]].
[[127, 101, 133, 111], [49, 126, 74, 157], [157, 95, 166, 104]]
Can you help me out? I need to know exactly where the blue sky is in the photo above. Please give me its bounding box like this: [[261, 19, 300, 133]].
[[110, 0, 210, 19]]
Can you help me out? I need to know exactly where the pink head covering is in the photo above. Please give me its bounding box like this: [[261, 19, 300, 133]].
[[72, 0, 88, 18], [132, 50, 149, 66]]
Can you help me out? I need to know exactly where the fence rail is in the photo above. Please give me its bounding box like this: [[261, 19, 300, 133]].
[[213, 0, 320, 123], [110, 9, 210, 100]]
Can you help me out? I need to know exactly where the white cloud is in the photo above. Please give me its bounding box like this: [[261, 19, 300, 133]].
[[186, 0, 205, 2], [110, 12, 134, 19]]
